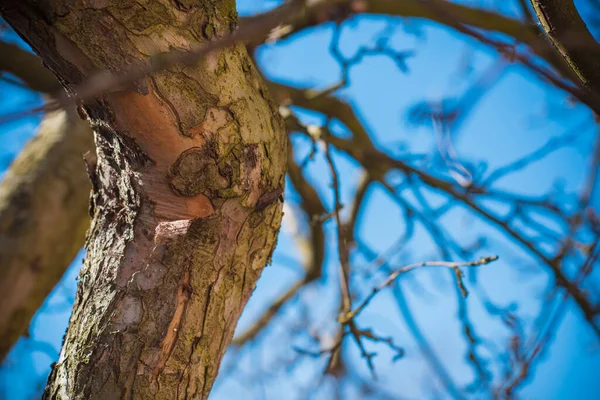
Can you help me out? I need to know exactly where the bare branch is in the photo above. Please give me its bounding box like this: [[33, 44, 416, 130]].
[[0, 43, 93, 359], [277, 79, 599, 332], [340, 256, 499, 324], [324, 139, 353, 314], [0, 109, 92, 360], [530, 0, 600, 95], [0, 40, 60, 93]]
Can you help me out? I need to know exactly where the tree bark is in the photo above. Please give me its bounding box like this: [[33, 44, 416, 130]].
[[1, 1, 286, 399], [529, 0, 600, 96]]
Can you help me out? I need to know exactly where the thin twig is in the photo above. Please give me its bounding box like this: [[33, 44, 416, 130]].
[[324, 140, 353, 314], [340, 256, 499, 324]]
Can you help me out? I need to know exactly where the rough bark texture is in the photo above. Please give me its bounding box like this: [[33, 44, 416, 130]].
[[1, 0, 286, 398], [0, 108, 92, 360]]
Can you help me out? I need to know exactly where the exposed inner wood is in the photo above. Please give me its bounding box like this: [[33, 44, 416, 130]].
[[1, 1, 286, 398]]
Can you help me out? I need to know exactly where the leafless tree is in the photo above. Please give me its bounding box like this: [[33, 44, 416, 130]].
[[0, 0, 598, 399]]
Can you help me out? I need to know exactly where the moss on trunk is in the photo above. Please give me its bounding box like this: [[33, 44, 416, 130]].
[[1, 1, 286, 398]]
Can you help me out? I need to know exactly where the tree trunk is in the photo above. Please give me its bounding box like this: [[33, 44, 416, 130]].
[[1, 1, 286, 399]]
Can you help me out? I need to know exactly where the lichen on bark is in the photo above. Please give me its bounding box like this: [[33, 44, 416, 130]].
[[1, 0, 286, 398]]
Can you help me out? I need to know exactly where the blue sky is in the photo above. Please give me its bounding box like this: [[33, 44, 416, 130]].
[[1, 1, 599, 399]]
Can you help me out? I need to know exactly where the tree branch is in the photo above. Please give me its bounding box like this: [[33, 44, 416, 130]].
[[275, 80, 599, 333], [0, 41, 93, 360], [275, 0, 535, 44], [0, 40, 60, 93], [530, 0, 600, 96], [340, 256, 499, 323], [0, 108, 92, 360]]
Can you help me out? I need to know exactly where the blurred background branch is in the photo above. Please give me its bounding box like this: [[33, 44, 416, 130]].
[[1, 0, 599, 398], [0, 40, 92, 360]]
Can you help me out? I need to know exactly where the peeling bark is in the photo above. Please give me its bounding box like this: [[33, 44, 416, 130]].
[[1, 1, 286, 398]]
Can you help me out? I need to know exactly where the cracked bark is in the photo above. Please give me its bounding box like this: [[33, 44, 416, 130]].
[[1, 1, 286, 399]]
